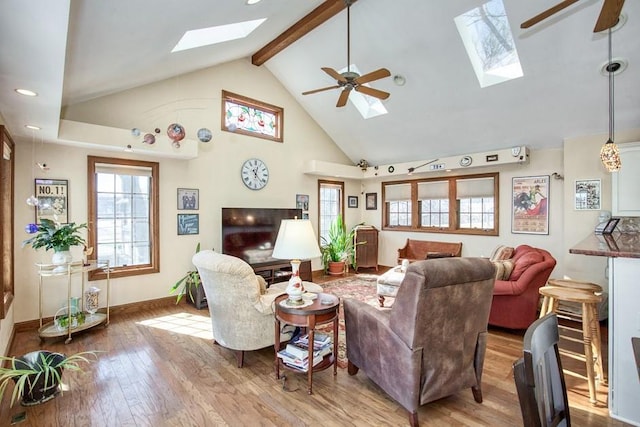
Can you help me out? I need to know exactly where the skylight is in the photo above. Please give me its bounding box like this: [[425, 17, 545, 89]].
[[454, 0, 523, 88], [339, 65, 388, 119], [172, 18, 267, 53]]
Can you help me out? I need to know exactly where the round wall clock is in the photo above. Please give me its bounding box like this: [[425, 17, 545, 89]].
[[241, 158, 269, 190], [459, 156, 473, 167]]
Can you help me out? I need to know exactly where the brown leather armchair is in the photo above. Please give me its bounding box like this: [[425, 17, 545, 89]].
[[344, 257, 496, 427]]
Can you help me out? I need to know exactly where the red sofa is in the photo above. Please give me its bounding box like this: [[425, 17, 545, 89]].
[[488, 245, 556, 329]]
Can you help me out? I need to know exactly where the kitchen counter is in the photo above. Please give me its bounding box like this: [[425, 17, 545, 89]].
[[570, 232, 640, 426], [569, 232, 640, 258]]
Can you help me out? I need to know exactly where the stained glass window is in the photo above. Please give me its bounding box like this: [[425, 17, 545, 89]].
[[221, 90, 283, 142]]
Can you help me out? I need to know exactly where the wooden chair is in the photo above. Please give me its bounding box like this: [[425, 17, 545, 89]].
[[514, 313, 570, 427]]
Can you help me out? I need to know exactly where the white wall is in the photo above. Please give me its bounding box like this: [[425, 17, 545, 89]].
[[359, 148, 566, 272], [13, 59, 353, 323]]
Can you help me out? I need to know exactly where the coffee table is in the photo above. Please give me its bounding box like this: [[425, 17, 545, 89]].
[[274, 292, 339, 394]]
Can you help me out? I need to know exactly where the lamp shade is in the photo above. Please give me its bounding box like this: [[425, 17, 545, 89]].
[[272, 219, 321, 260]]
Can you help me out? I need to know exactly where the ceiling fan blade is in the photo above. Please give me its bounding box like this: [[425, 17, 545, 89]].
[[302, 85, 340, 95], [520, 0, 579, 29], [355, 85, 390, 100], [594, 0, 625, 32], [322, 67, 347, 83], [354, 68, 391, 85], [336, 88, 351, 107]]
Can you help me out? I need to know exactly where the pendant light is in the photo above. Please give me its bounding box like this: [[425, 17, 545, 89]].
[[600, 28, 621, 172]]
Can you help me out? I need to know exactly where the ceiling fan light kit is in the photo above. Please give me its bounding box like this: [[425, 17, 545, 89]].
[[302, 0, 391, 107]]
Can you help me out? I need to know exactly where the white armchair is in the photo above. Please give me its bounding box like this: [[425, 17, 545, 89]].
[[192, 250, 321, 367]]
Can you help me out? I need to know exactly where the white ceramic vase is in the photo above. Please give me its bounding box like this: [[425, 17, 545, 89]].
[[51, 250, 72, 273]]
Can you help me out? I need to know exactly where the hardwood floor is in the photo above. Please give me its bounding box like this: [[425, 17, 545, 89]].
[[0, 272, 628, 426]]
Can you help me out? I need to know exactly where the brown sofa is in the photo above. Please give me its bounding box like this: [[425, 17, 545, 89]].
[[344, 257, 496, 427], [488, 245, 556, 330], [397, 238, 462, 264]]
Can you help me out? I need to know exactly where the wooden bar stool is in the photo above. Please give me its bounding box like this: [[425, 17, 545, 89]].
[[539, 283, 604, 405]]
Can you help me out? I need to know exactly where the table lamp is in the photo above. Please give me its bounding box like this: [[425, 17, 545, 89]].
[[272, 219, 321, 305]]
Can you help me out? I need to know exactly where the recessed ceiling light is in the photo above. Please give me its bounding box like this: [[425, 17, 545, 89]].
[[15, 88, 38, 97], [600, 57, 628, 76], [246, 0, 262, 4], [25, 125, 41, 130]]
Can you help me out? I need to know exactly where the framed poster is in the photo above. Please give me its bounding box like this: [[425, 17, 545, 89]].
[[177, 214, 199, 235], [35, 178, 68, 224], [512, 175, 549, 235], [574, 179, 601, 210], [365, 193, 377, 210], [177, 188, 199, 210], [348, 196, 358, 208]]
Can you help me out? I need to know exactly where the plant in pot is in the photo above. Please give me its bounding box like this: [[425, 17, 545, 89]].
[[22, 218, 88, 272], [320, 215, 363, 276], [0, 350, 99, 407], [170, 243, 206, 309]]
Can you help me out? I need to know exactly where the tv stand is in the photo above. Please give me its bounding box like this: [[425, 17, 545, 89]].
[[253, 260, 312, 286]]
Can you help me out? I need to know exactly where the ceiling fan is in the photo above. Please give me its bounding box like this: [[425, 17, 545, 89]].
[[521, 0, 625, 32], [302, 0, 390, 108]]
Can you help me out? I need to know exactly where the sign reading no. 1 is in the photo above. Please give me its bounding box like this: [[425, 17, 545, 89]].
[[35, 178, 69, 224]]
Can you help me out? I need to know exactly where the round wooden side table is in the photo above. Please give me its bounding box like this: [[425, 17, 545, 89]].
[[274, 292, 339, 394]]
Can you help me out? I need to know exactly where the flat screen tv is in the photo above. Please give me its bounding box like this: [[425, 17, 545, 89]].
[[221, 207, 302, 266]]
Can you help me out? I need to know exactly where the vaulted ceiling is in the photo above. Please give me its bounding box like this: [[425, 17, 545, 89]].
[[1, 0, 639, 166]]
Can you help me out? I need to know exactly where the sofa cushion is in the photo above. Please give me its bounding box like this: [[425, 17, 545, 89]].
[[509, 251, 544, 281], [490, 245, 514, 261], [492, 259, 515, 280]]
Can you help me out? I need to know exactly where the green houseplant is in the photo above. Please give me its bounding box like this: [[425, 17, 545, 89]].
[[0, 350, 99, 407], [22, 218, 87, 252], [170, 243, 206, 308], [320, 215, 362, 275]]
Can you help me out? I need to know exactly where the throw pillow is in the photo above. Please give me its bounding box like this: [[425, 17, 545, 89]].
[[490, 245, 515, 262], [509, 251, 544, 281], [492, 259, 515, 280]]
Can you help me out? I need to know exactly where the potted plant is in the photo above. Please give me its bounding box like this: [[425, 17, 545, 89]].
[[0, 350, 99, 407], [22, 218, 88, 269], [320, 215, 362, 275], [170, 243, 207, 309]]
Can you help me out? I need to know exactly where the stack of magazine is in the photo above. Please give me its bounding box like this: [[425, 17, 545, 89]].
[[277, 332, 332, 372]]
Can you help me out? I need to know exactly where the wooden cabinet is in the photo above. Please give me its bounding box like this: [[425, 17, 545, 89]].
[[253, 260, 312, 286], [353, 226, 378, 272]]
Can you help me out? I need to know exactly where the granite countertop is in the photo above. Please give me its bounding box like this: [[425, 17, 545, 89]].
[[570, 233, 640, 258]]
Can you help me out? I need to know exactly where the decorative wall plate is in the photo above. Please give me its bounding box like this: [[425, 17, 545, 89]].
[[388, 166, 395, 173], [459, 156, 473, 167]]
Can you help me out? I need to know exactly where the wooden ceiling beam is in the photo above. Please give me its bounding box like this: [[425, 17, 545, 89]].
[[251, 0, 357, 66]]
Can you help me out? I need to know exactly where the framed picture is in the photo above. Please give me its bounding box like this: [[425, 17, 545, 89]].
[[296, 194, 309, 211], [177, 214, 199, 235], [512, 175, 549, 235], [575, 179, 601, 210], [365, 193, 377, 210], [35, 178, 68, 224], [348, 196, 358, 208], [602, 217, 620, 235], [177, 188, 199, 210]]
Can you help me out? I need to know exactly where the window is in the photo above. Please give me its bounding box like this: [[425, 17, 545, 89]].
[[221, 90, 283, 142], [318, 180, 344, 243], [88, 156, 159, 279], [0, 126, 14, 318], [383, 173, 499, 236]]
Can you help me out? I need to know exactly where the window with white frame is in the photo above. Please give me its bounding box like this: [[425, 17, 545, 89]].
[[88, 156, 159, 279], [318, 180, 344, 243]]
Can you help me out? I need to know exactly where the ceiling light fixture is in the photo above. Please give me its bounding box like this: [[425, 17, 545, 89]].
[[15, 88, 38, 97], [407, 158, 439, 175], [600, 28, 621, 173], [393, 75, 406, 86], [25, 125, 41, 131]]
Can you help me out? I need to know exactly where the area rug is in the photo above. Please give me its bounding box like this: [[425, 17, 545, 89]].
[[316, 274, 391, 368]]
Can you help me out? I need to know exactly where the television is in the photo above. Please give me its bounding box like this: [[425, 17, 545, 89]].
[[221, 207, 302, 266]]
